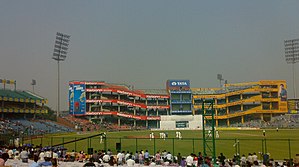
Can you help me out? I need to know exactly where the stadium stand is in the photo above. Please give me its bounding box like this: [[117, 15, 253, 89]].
[[230, 114, 299, 128], [0, 79, 76, 145]]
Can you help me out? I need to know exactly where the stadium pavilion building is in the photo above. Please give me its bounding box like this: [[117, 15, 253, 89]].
[[69, 80, 288, 129], [0, 79, 48, 119]]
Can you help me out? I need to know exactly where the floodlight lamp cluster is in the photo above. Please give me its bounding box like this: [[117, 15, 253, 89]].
[[284, 39, 299, 64], [52, 32, 71, 61], [217, 74, 223, 81]]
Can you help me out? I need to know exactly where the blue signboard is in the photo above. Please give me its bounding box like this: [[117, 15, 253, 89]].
[[70, 83, 86, 115], [168, 80, 190, 88], [69, 84, 74, 114]]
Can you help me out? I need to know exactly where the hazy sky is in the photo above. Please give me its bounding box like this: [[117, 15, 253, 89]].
[[0, 0, 299, 111]]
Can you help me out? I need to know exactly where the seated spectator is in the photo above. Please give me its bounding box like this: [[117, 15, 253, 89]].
[[14, 152, 20, 160], [149, 158, 157, 167], [108, 156, 116, 166], [126, 155, 135, 167], [0, 153, 9, 166], [20, 148, 29, 163], [83, 158, 96, 167], [39, 157, 53, 166], [166, 152, 173, 163], [30, 155, 39, 167], [102, 153, 110, 163], [181, 157, 186, 167]]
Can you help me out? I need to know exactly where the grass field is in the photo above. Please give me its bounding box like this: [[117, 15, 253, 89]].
[[25, 129, 299, 160]]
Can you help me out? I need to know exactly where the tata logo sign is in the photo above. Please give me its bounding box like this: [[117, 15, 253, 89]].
[[168, 80, 190, 87], [171, 81, 188, 86]]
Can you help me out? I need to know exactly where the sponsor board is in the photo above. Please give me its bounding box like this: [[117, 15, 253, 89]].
[[147, 106, 170, 109], [69, 84, 86, 115], [84, 111, 160, 120], [146, 95, 170, 99], [168, 80, 190, 88], [288, 99, 299, 113]]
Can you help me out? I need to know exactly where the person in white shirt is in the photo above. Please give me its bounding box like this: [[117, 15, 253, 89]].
[[240, 154, 247, 167], [116, 151, 124, 165], [7, 149, 13, 159], [252, 152, 258, 162], [125, 151, 131, 161], [208, 130, 212, 137], [126, 156, 135, 167], [216, 130, 220, 138], [53, 151, 59, 159], [20, 149, 29, 163], [166, 152, 173, 163], [45, 149, 51, 158], [247, 153, 253, 165], [149, 161, 156, 166], [103, 153, 110, 163], [186, 154, 194, 167], [39, 151, 45, 161]]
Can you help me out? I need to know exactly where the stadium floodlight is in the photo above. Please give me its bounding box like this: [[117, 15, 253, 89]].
[[284, 38, 299, 98], [52, 32, 71, 118], [217, 74, 224, 88]]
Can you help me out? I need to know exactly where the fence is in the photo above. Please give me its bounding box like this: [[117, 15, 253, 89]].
[[21, 136, 299, 160]]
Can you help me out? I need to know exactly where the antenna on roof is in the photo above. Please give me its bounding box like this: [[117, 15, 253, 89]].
[[31, 79, 36, 93]]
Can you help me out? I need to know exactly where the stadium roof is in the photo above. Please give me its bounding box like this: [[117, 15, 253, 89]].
[[138, 89, 168, 95], [0, 89, 47, 103]]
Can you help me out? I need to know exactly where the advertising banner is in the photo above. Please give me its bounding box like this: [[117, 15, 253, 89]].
[[69, 84, 74, 114], [288, 99, 299, 114], [70, 84, 86, 115], [278, 84, 287, 102], [146, 95, 170, 99], [86, 88, 170, 99], [86, 88, 146, 98], [84, 111, 161, 120], [147, 105, 170, 109], [167, 80, 190, 88]]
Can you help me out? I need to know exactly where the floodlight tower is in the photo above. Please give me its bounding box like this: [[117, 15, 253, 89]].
[[284, 39, 299, 98], [217, 74, 224, 88], [52, 32, 70, 118]]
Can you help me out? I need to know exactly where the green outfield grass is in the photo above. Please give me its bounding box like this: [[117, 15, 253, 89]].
[[25, 129, 299, 160]]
